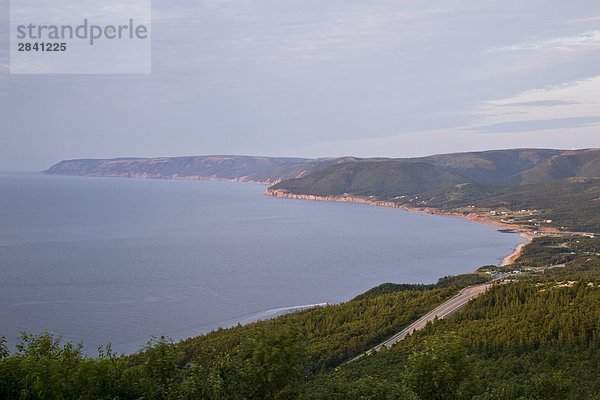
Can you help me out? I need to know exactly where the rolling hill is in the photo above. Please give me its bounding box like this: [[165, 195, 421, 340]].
[[270, 148, 600, 196], [269, 148, 600, 233], [45, 156, 335, 185], [266, 159, 468, 198]]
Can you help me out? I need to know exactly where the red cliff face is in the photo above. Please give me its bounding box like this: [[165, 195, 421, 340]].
[[264, 189, 401, 208]]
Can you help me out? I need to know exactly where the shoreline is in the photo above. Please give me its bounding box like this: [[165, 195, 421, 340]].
[[39, 173, 541, 267], [501, 232, 534, 266], [266, 189, 536, 267], [43, 171, 280, 186]]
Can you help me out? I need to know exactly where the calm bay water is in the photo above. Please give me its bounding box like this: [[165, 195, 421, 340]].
[[0, 172, 524, 354]]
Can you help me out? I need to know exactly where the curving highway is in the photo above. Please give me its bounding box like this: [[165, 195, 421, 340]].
[[349, 282, 493, 363]]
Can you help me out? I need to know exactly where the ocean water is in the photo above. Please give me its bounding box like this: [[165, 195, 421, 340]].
[[0, 172, 524, 354]]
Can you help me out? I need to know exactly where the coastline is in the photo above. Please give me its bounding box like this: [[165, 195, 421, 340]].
[[501, 232, 534, 266], [44, 171, 281, 186], [266, 189, 535, 267]]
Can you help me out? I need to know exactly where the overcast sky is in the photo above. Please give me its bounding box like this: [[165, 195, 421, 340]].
[[1, 0, 600, 170]]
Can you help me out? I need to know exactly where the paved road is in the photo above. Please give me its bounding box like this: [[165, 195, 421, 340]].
[[349, 283, 493, 363]]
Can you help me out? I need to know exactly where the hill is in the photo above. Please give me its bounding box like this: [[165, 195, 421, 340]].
[[519, 149, 600, 184], [45, 156, 335, 185], [269, 148, 600, 233], [267, 159, 468, 198], [46, 149, 600, 189], [418, 177, 600, 233], [271, 148, 600, 195], [416, 148, 563, 185]]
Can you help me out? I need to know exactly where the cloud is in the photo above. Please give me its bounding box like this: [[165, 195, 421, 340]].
[[300, 71, 600, 158], [271, 8, 390, 63], [496, 100, 579, 107], [492, 31, 600, 52], [571, 15, 600, 23], [469, 116, 600, 133], [471, 75, 600, 129], [3, 1, 600, 169], [299, 124, 600, 159]]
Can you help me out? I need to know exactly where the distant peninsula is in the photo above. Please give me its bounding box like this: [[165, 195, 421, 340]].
[[45, 155, 340, 185]]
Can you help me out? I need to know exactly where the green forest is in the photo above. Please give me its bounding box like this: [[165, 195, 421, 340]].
[[269, 149, 600, 233], [2, 237, 600, 399]]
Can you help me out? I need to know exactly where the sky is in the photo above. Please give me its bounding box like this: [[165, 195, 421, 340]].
[[1, 0, 600, 170]]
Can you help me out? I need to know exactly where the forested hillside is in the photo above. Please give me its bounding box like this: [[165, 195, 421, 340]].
[[409, 177, 600, 233], [269, 149, 600, 233], [271, 149, 600, 195]]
